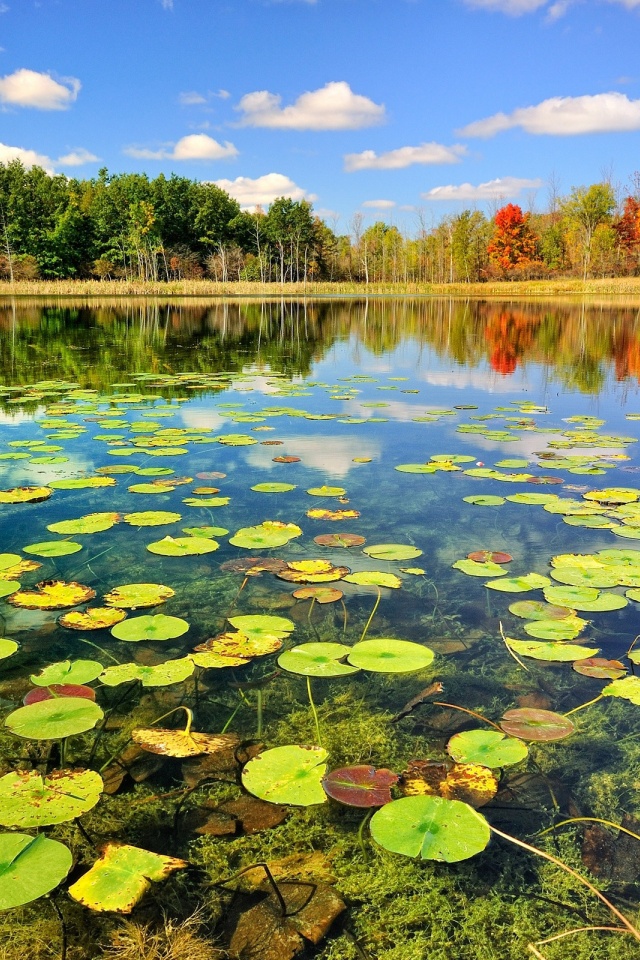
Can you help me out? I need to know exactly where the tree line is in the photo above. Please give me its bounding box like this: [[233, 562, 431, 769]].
[[1, 160, 639, 283]]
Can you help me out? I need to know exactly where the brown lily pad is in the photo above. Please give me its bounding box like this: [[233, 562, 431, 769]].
[[573, 657, 627, 679], [499, 708, 575, 742], [399, 758, 498, 808], [313, 533, 366, 548], [196, 471, 226, 480], [306, 508, 360, 521], [226, 882, 345, 960], [581, 815, 640, 882], [321, 765, 398, 807], [292, 586, 343, 604], [467, 550, 513, 564], [273, 456, 301, 463], [8, 580, 96, 610], [181, 742, 262, 788], [23, 683, 96, 705], [221, 557, 287, 575], [101, 745, 166, 794], [219, 795, 288, 834], [131, 728, 240, 758]]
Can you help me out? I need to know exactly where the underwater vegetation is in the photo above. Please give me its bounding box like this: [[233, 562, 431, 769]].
[[0, 307, 639, 960]]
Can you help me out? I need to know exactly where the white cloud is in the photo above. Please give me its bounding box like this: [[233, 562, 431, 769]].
[[362, 199, 396, 209], [463, 0, 548, 12], [213, 172, 316, 210], [160, 0, 173, 9], [0, 68, 80, 110], [0, 142, 54, 173], [124, 133, 238, 161], [57, 148, 99, 166], [460, 91, 640, 137], [423, 176, 543, 201], [344, 141, 467, 172], [179, 91, 207, 106], [610, 0, 640, 7], [236, 81, 385, 130], [0, 4, 9, 12]]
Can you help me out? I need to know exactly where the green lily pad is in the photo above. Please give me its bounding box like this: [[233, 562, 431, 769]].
[[505, 493, 559, 505], [128, 483, 172, 494], [463, 495, 505, 507], [550, 567, 620, 589], [111, 615, 189, 642], [506, 639, 599, 662], [30, 659, 103, 686], [0, 639, 18, 661], [307, 486, 346, 497], [0, 833, 73, 910], [50, 477, 116, 490], [251, 482, 296, 493], [123, 511, 182, 527], [566, 593, 628, 612], [369, 795, 490, 862], [47, 512, 120, 535], [228, 614, 294, 641], [395, 464, 437, 474], [5, 697, 104, 739], [182, 526, 228, 538], [0, 554, 23, 572], [508, 601, 573, 621], [347, 638, 434, 673], [68, 843, 187, 913], [100, 657, 195, 687], [242, 744, 328, 806], [22, 540, 83, 558], [447, 729, 528, 768], [0, 769, 103, 827], [343, 571, 403, 589], [363, 544, 423, 562], [229, 521, 302, 549], [602, 676, 640, 705], [0, 581, 19, 598], [563, 515, 619, 529], [182, 496, 230, 507], [453, 559, 507, 578], [485, 574, 551, 593], [278, 642, 359, 677], [103, 583, 175, 609], [611, 526, 640, 539], [146, 536, 219, 556], [523, 616, 588, 640], [543, 585, 599, 606], [499, 708, 575, 741]]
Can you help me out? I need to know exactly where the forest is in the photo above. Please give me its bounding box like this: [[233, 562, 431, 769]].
[[1, 160, 640, 284]]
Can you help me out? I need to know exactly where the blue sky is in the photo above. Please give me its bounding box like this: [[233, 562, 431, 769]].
[[1, 0, 640, 230]]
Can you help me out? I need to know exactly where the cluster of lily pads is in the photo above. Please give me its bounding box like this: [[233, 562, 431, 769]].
[[1, 373, 640, 957]]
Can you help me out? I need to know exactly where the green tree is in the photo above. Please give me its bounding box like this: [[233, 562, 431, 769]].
[[561, 182, 616, 279]]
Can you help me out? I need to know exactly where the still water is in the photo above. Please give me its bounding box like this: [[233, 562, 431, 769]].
[[0, 298, 639, 960]]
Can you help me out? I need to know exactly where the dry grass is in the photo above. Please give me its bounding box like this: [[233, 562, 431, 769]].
[[3, 277, 640, 300], [101, 913, 224, 960]]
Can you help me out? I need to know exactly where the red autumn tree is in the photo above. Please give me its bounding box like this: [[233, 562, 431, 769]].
[[487, 203, 538, 272], [615, 196, 640, 272]]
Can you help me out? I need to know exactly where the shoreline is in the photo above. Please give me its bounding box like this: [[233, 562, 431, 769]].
[[3, 277, 640, 300]]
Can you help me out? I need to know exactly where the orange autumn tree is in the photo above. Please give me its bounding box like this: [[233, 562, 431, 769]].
[[487, 203, 538, 273]]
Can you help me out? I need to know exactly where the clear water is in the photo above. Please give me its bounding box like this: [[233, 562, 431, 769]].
[[0, 298, 639, 960]]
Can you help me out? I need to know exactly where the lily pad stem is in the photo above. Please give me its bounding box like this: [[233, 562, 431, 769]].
[[433, 701, 503, 732], [489, 823, 640, 942], [148, 705, 194, 734], [256, 688, 263, 738], [564, 694, 604, 716], [78, 638, 121, 665], [341, 598, 348, 635], [47, 896, 67, 960], [357, 809, 373, 861], [360, 586, 381, 643], [220, 700, 242, 734], [307, 676, 322, 746], [539, 817, 640, 845], [531, 926, 629, 957]]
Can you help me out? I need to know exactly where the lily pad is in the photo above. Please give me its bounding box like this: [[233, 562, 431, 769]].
[[543, 585, 600, 606], [30, 659, 103, 686], [251, 482, 296, 493], [292, 586, 343, 603], [22, 540, 83, 558], [279, 643, 359, 677], [307, 508, 361, 521], [104, 583, 175, 609], [573, 658, 627, 679], [0, 553, 24, 571], [59, 607, 127, 631], [23, 684, 96, 705], [322, 765, 398, 807], [369, 795, 490, 862], [523, 616, 588, 640], [499, 708, 575, 741], [313, 533, 365, 548], [468, 551, 513, 564], [228, 614, 294, 641], [50, 477, 115, 490], [0, 833, 72, 910], [146, 536, 219, 556], [447, 729, 528, 768], [453, 559, 507, 578], [111, 614, 189, 642], [230, 521, 303, 549], [8, 580, 96, 610], [307, 486, 346, 497], [47, 512, 120, 535], [0, 769, 103, 827], [68, 843, 187, 913], [0, 639, 18, 661], [399, 759, 498, 809], [347, 638, 434, 673], [131, 728, 240, 758], [0, 581, 19, 598], [343, 571, 402, 589], [508, 600, 573, 620], [550, 567, 620, 589], [5, 697, 104, 739], [100, 657, 195, 687], [485, 573, 551, 593], [506, 639, 599, 662], [363, 544, 423, 561], [601, 676, 640, 705], [182, 525, 228, 538], [242, 745, 329, 806], [0, 486, 53, 504], [123, 511, 182, 527], [463, 495, 506, 507]]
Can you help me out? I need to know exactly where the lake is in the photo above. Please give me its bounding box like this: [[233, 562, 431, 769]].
[[0, 297, 638, 960]]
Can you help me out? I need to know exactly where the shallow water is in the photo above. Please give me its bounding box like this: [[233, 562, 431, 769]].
[[0, 298, 639, 960]]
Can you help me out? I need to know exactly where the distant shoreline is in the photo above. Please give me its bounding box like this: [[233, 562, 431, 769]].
[[2, 277, 640, 300]]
